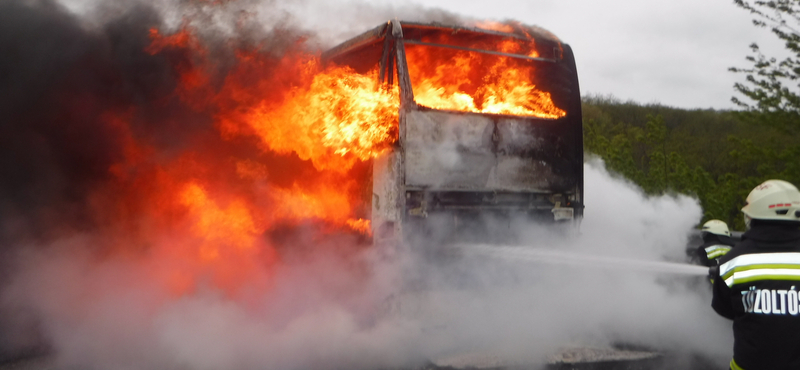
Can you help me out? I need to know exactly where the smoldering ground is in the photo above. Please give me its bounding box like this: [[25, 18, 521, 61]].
[[0, 1, 732, 369]]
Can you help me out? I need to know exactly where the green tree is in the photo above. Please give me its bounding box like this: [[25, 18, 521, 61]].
[[580, 99, 786, 230], [731, 0, 800, 134]]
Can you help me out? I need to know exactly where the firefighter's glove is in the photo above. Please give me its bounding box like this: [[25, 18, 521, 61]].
[[708, 265, 719, 285]]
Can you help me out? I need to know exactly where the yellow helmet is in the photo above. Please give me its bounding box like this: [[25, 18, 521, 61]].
[[701, 219, 730, 237], [742, 180, 800, 228]]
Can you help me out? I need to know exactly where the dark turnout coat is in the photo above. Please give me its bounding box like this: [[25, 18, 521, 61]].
[[696, 233, 735, 267], [711, 225, 800, 370]]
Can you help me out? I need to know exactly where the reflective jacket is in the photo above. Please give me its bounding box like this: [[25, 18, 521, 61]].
[[711, 225, 800, 370], [696, 233, 735, 267]]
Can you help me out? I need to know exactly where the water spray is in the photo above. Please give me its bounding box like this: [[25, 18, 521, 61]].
[[456, 243, 709, 276]]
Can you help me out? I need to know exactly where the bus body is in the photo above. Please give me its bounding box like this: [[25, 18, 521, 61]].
[[323, 21, 583, 245]]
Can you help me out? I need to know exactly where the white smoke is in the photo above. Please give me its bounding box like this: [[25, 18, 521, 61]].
[[393, 157, 732, 367], [2, 158, 733, 369], [0, 1, 732, 368]]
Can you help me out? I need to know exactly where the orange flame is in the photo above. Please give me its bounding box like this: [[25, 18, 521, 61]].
[[217, 54, 398, 172], [346, 218, 372, 236], [406, 41, 564, 118], [144, 27, 389, 228], [98, 22, 566, 296], [473, 21, 515, 34], [82, 28, 389, 298], [180, 182, 261, 261]]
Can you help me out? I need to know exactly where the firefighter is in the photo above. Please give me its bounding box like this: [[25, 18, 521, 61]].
[[694, 219, 735, 267], [710, 179, 800, 370]]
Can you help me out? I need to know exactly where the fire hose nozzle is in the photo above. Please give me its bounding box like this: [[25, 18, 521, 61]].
[[708, 265, 720, 281]]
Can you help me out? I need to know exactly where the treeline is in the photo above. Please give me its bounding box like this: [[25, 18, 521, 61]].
[[582, 95, 800, 231]]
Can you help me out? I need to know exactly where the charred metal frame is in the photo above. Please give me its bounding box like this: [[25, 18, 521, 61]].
[[402, 40, 558, 62], [322, 20, 584, 245]]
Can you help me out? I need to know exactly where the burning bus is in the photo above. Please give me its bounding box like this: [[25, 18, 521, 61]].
[[322, 21, 584, 245]]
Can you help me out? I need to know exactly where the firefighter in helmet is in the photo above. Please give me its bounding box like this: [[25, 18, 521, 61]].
[[694, 219, 735, 267], [710, 179, 800, 370]]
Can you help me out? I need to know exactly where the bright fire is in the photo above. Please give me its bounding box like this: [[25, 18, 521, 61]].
[[219, 59, 399, 171], [84, 27, 396, 296], [405, 33, 565, 118], [473, 21, 515, 34], [76, 21, 565, 296], [180, 182, 260, 261]]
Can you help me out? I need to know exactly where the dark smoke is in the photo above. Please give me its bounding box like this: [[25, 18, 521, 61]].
[[0, 0, 318, 360], [0, 2, 731, 369], [0, 2, 161, 353], [1, 0, 195, 246]]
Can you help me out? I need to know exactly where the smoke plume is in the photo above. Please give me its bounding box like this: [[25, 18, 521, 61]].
[[0, 1, 731, 369]]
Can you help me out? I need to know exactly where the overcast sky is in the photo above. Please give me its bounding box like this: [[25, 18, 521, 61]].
[[284, 0, 786, 111]]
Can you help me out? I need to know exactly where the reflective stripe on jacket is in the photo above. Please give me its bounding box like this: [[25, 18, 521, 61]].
[[711, 225, 800, 370], [706, 244, 732, 260]]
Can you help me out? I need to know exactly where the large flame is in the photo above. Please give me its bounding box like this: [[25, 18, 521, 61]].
[[219, 58, 399, 171], [148, 29, 398, 172], [79, 27, 397, 295], [405, 33, 565, 118], [58, 23, 564, 296]]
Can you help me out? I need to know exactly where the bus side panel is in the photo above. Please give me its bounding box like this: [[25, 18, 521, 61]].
[[404, 109, 578, 192], [404, 110, 494, 190], [494, 118, 578, 191]]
